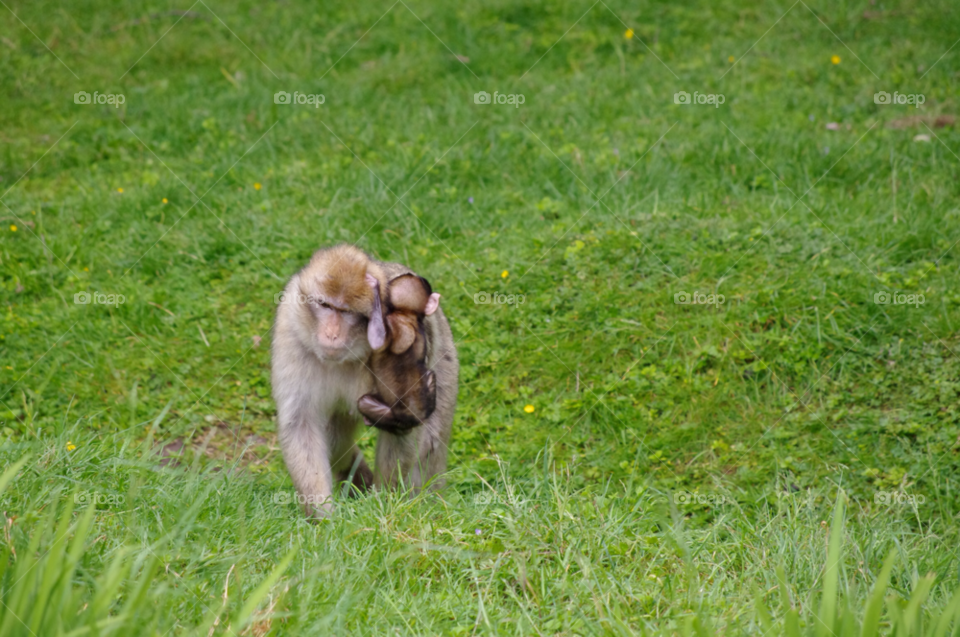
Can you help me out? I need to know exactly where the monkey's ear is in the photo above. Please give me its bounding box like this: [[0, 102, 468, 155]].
[[388, 314, 417, 354], [424, 293, 440, 316], [366, 275, 387, 351]]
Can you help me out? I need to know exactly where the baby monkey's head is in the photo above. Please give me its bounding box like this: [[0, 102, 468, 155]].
[[365, 273, 440, 355]]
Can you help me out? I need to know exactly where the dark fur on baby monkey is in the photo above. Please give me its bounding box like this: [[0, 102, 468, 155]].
[[358, 273, 441, 433]]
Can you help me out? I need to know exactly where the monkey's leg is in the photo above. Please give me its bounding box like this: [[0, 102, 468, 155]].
[[334, 451, 374, 495], [373, 431, 415, 490], [278, 417, 334, 518], [407, 426, 448, 493], [328, 411, 373, 495], [374, 428, 445, 494]]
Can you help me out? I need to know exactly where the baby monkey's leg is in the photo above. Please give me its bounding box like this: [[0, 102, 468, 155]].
[[358, 394, 422, 434]]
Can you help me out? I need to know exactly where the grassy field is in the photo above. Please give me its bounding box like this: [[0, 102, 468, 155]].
[[2, 0, 960, 633]]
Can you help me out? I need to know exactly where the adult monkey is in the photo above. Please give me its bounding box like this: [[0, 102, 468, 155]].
[[271, 244, 458, 518]]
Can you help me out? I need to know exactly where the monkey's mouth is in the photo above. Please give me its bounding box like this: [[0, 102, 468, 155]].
[[316, 343, 362, 362]]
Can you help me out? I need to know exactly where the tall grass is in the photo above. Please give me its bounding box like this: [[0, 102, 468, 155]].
[[2, 436, 959, 635]]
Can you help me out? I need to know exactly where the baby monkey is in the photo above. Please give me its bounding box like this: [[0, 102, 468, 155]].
[[358, 272, 441, 434]]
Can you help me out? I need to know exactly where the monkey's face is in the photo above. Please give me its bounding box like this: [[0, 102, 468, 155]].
[[296, 284, 372, 362]]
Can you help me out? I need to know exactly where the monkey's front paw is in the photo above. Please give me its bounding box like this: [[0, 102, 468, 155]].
[[304, 497, 333, 521]]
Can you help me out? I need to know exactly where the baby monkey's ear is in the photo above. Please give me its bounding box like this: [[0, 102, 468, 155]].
[[424, 293, 440, 316]]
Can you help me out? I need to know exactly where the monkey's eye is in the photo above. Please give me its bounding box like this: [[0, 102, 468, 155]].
[[310, 298, 331, 310]]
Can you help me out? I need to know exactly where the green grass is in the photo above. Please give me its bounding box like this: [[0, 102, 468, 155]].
[[2, 0, 960, 633]]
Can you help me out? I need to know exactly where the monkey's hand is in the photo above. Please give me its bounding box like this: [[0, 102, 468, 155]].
[[358, 394, 422, 434]]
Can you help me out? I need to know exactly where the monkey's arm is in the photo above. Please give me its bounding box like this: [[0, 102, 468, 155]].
[[275, 393, 336, 517], [271, 301, 337, 518]]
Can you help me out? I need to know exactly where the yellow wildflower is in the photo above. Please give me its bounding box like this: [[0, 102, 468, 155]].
[[831, 55, 840, 65], [524, 405, 535, 414]]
